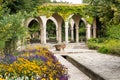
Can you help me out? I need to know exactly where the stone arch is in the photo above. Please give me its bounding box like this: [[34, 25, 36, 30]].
[[36, 16, 47, 44], [47, 17, 58, 29], [72, 14, 81, 27], [52, 13, 65, 43], [25, 18, 39, 27], [46, 17, 58, 43], [80, 18, 91, 40], [25, 18, 40, 43], [81, 18, 87, 26], [67, 14, 81, 42]]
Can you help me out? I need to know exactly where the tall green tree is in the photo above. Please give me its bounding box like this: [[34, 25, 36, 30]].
[[2, 0, 51, 13], [87, 0, 120, 24], [0, 12, 27, 56], [85, 0, 120, 37], [83, 0, 91, 3]]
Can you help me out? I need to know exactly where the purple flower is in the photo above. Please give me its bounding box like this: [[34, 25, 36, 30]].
[[29, 49, 37, 53], [59, 75, 69, 80], [3, 54, 17, 64], [39, 56, 47, 62]]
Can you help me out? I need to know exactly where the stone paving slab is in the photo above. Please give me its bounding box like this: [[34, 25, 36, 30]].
[[50, 49, 96, 53], [55, 54, 91, 80], [66, 53, 120, 80]]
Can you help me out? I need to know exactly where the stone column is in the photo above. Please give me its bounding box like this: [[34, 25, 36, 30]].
[[41, 27, 44, 44], [41, 26, 46, 44], [44, 26, 46, 44], [71, 27, 74, 41], [56, 27, 59, 42], [93, 19, 97, 38], [76, 26, 79, 43], [86, 24, 91, 40], [58, 23, 62, 43], [70, 19, 75, 42], [65, 21, 69, 43], [36, 16, 47, 44]]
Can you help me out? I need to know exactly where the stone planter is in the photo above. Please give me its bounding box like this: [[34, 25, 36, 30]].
[[54, 43, 66, 51], [54, 44, 61, 51]]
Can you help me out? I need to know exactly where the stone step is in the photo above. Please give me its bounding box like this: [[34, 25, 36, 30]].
[[64, 55, 105, 80], [55, 54, 91, 80]]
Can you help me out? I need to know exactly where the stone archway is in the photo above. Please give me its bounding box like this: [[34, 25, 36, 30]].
[[47, 17, 58, 42], [72, 14, 81, 43], [46, 17, 58, 43], [52, 13, 64, 43], [78, 19, 86, 42], [28, 19, 40, 43], [25, 18, 41, 44]]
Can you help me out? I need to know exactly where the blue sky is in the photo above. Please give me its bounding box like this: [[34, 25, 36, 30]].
[[51, 0, 83, 4]]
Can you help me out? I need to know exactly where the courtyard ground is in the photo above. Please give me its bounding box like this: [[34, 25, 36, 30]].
[[23, 43, 120, 80]]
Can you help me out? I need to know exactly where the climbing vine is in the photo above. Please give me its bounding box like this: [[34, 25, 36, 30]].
[[37, 3, 93, 23]]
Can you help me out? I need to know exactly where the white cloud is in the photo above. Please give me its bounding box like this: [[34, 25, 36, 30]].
[[51, 0, 83, 4]]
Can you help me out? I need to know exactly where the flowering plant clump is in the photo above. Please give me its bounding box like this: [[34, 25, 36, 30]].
[[0, 46, 68, 80]]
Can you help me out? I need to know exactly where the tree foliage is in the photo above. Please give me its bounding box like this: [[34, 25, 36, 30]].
[[2, 0, 51, 13], [0, 12, 27, 55], [107, 24, 120, 40], [83, 0, 91, 3], [0, 0, 51, 55], [85, 0, 120, 38], [86, 0, 120, 25]]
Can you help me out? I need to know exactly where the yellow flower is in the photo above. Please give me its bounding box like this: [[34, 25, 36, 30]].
[[46, 61, 52, 66], [49, 77, 53, 80], [41, 66, 47, 71], [41, 78, 46, 80], [0, 78, 4, 80], [56, 78, 59, 80]]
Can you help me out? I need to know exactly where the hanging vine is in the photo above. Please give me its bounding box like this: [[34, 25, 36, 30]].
[[36, 3, 93, 23]]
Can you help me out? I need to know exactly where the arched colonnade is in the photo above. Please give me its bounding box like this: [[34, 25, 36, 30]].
[[25, 13, 97, 44]]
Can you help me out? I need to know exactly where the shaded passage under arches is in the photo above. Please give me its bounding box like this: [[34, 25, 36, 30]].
[[46, 19, 57, 43], [28, 19, 41, 43], [79, 20, 86, 42]]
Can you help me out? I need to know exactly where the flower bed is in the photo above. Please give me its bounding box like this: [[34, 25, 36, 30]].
[[0, 46, 68, 80]]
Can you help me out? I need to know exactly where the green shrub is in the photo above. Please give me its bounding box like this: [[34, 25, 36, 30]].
[[88, 38, 120, 55], [98, 46, 109, 53], [87, 38, 102, 49], [107, 24, 120, 40], [98, 39, 120, 55]]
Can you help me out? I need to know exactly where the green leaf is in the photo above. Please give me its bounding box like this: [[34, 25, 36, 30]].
[[0, 41, 5, 50]]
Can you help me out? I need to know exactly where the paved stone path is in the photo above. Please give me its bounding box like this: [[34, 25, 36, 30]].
[[50, 43, 120, 80]]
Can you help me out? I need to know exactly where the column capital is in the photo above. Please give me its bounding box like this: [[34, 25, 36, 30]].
[[65, 21, 69, 28], [87, 24, 91, 28], [75, 26, 79, 29]]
